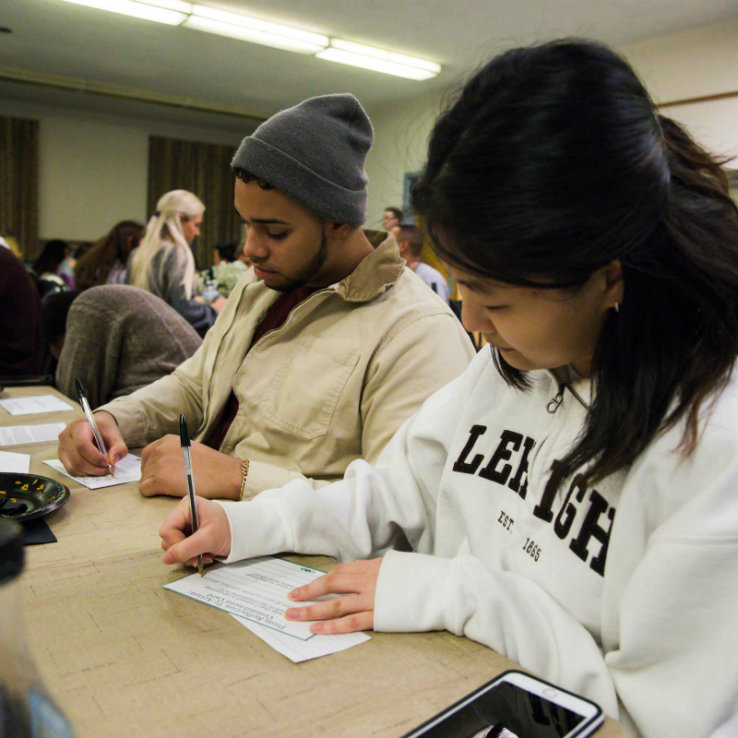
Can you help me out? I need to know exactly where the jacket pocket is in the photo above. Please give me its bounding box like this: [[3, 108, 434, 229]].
[[260, 336, 359, 440]]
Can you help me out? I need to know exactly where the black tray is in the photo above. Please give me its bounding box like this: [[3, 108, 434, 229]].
[[0, 473, 70, 522]]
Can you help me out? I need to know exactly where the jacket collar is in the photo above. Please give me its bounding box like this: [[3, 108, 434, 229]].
[[333, 229, 404, 303]]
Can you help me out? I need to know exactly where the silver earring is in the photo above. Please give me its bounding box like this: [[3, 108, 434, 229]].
[[614, 302, 620, 313]]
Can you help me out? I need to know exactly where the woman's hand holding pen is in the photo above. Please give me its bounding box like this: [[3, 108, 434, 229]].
[[58, 411, 127, 476], [159, 494, 381, 633], [139, 435, 242, 499], [285, 559, 383, 635], [160, 496, 231, 567]]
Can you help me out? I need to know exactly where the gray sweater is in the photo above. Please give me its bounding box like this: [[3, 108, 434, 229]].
[[143, 243, 218, 337], [56, 285, 202, 409]]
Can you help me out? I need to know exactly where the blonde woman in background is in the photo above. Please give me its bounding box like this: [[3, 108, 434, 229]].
[[127, 189, 225, 336]]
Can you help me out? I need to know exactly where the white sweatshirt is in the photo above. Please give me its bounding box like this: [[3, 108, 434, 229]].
[[218, 348, 738, 738]]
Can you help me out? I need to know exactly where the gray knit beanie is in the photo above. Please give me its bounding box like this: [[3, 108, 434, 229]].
[[231, 93, 373, 226]]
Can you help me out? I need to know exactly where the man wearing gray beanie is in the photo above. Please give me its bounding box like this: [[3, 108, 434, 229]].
[[232, 93, 371, 228], [59, 93, 475, 502]]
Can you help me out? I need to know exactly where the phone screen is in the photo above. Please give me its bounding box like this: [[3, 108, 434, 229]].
[[412, 681, 589, 738]]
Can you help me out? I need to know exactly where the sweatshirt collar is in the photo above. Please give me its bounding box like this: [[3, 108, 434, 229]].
[[547, 365, 593, 411]]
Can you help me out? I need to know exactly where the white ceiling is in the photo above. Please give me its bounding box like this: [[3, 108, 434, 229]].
[[0, 0, 736, 129]]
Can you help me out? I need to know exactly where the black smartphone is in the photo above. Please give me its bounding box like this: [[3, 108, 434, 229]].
[[402, 670, 604, 738]]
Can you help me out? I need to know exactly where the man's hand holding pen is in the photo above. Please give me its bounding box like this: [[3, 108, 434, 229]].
[[58, 410, 128, 476], [139, 436, 243, 499]]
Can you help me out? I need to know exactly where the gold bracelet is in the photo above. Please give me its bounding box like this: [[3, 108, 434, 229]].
[[239, 459, 250, 500]]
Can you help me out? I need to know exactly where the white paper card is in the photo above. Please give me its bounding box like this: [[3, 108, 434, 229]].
[[0, 395, 73, 416], [233, 613, 370, 663], [43, 453, 141, 489], [165, 558, 318, 639], [0, 422, 66, 446], [0, 451, 31, 473], [165, 557, 371, 661]]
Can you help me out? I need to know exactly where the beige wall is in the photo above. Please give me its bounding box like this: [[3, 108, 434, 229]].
[[38, 116, 148, 242], [1, 98, 248, 242], [365, 20, 738, 226], [621, 20, 738, 160], [364, 89, 440, 230]]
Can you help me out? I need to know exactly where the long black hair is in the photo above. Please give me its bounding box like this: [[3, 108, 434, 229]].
[[412, 39, 738, 484]]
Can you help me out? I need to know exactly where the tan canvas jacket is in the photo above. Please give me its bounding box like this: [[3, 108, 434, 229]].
[[100, 231, 475, 497]]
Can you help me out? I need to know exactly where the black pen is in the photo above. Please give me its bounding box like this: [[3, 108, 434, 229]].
[[179, 414, 204, 576], [75, 377, 113, 476]]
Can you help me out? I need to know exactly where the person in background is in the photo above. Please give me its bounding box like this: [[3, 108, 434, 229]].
[[127, 190, 226, 336], [382, 206, 402, 232], [56, 248, 78, 288], [0, 247, 44, 378], [74, 220, 145, 291], [31, 239, 71, 296], [51, 241, 95, 290], [70, 241, 96, 261], [57, 93, 475, 501], [214, 241, 237, 264], [196, 240, 248, 299], [40, 290, 79, 363], [41, 285, 201, 409], [396, 224, 450, 303], [160, 40, 738, 738]]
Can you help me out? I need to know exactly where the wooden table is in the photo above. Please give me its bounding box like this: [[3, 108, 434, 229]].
[[1, 385, 628, 737]]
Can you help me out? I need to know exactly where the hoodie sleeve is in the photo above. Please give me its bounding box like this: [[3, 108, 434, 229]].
[[372, 408, 738, 738], [212, 361, 618, 723], [214, 393, 623, 719], [217, 350, 738, 738], [373, 551, 621, 721], [215, 352, 489, 562]]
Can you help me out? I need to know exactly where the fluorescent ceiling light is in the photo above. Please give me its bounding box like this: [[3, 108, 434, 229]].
[[59, 1, 438, 78], [60, 0, 190, 25], [185, 5, 328, 54], [316, 39, 440, 80]]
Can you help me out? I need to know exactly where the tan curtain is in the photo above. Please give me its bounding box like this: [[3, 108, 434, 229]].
[[147, 136, 242, 268], [0, 117, 39, 259]]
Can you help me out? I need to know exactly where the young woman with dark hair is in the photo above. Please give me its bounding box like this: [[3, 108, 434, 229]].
[[74, 220, 145, 291], [32, 239, 69, 278], [31, 239, 72, 295], [159, 40, 738, 738]]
